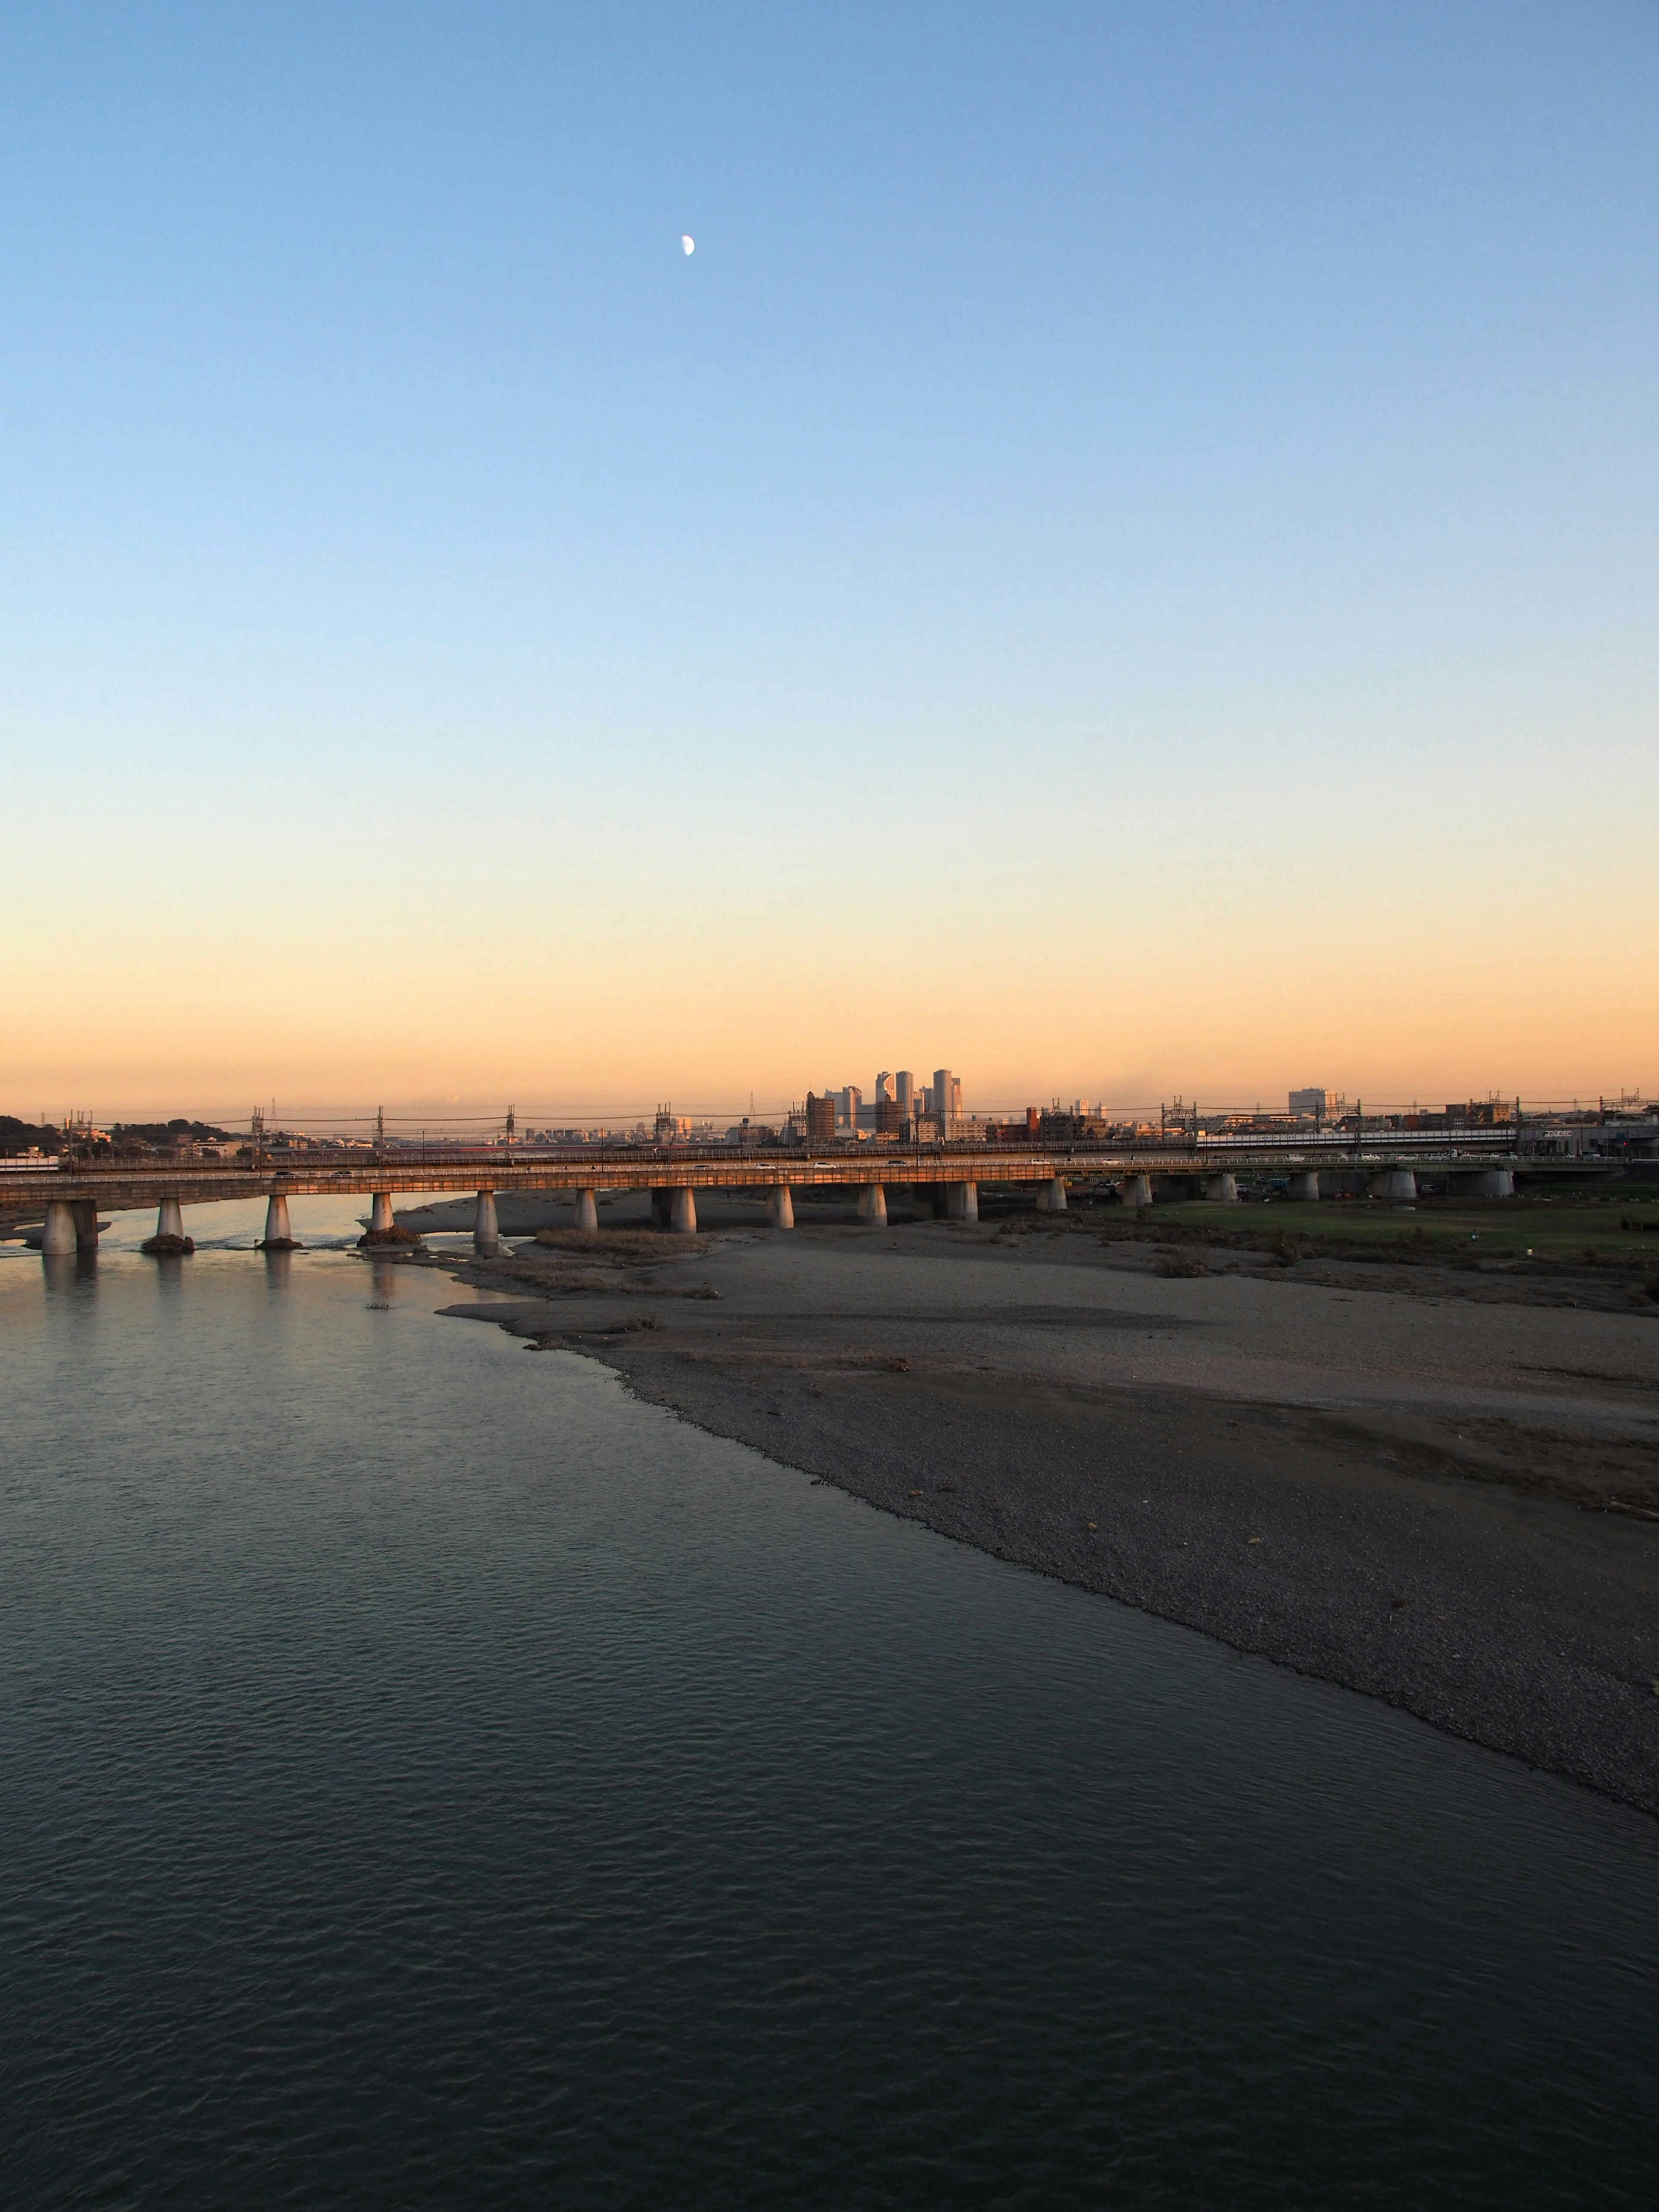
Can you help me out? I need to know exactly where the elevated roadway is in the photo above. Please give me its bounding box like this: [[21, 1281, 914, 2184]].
[[1, 1128, 1565, 1254]]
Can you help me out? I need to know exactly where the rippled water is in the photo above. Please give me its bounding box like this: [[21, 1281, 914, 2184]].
[[3, 1202, 1657, 2208]]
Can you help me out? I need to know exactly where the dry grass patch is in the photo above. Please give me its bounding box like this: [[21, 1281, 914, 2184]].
[[531, 1228, 707, 1261]]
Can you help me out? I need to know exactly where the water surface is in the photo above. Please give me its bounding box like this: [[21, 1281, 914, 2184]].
[[3, 1208, 1657, 2207]]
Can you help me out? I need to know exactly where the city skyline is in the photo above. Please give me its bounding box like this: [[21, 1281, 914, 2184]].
[[15, 1074, 1651, 1147]]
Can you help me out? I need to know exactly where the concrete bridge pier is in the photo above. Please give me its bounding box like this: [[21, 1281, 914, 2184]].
[[766, 1185, 795, 1229], [574, 1189, 599, 1232], [944, 1181, 978, 1223], [1465, 1168, 1514, 1198], [474, 1190, 499, 1250], [142, 1195, 193, 1254], [1120, 1174, 1152, 1209], [70, 1199, 99, 1250], [1203, 1174, 1239, 1203], [1368, 1170, 1417, 1201], [863, 1184, 888, 1227], [260, 1193, 298, 1249], [1036, 1176, 1068, 1212], [41, 1200, 77, 1255], [369, 1192, 395, 1236], [1287, 1171, 1321, 1203], [671, 1187, 698, 1234]]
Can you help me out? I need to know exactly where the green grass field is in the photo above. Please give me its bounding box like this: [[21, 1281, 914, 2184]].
[[1141, 1195, 1659, 1267]]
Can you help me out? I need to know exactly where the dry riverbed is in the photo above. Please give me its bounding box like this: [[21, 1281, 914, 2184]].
[[390, 1198, 1659, 1816]]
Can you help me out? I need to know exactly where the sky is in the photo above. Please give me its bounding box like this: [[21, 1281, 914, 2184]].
[[3, 1, 1656, 1126]]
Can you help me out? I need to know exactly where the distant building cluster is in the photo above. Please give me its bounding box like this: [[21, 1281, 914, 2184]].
[[7, 1087, 1658, 1166], [796, 1068, 968, 1145]]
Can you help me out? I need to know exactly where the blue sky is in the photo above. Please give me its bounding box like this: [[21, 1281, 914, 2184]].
[[3, 3, 1656, 1117]]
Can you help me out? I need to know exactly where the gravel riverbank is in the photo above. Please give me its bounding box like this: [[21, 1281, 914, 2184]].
[[410, 1199, 1659, 1815]]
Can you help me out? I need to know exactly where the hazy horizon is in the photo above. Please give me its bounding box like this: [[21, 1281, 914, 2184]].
[[17, 1077, 1648, 1138], [5, 3, 1655, 1112]]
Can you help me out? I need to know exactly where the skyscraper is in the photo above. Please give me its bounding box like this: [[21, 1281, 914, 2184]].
[[932, 1069, 965, 1134]]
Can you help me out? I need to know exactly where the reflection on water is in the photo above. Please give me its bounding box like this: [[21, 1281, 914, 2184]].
[[38, 1249, 97, 1299], [2, 1235, 1657, 2210]]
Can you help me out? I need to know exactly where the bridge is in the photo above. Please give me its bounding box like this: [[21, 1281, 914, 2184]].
[[1, 1128, 1556, 1255]]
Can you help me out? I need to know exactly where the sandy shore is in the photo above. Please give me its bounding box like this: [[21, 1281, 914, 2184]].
[[406, 1194, 1659, 1815]]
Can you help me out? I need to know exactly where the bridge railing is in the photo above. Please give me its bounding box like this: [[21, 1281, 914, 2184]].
[[41, 1126, 1533, 1178]]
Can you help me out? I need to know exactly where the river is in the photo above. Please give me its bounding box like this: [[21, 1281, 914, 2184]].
[[3, 1199, 1656, 2206]]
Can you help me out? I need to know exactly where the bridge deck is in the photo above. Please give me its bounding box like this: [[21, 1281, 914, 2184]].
[[0, 1132, 1548, 1214]]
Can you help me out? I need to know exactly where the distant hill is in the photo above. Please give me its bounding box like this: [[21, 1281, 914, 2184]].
[[0, 1115, 60, 1156], [1, 1115, 239, 1157], [112, 1119, 236, 1149]]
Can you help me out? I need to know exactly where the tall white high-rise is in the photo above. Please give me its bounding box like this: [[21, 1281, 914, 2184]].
[[840, 1085, 863, 1128], [874, 1071, 896, 1104], [895, 1071, 915, 1112]]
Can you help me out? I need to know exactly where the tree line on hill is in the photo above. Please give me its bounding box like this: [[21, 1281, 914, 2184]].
[[1, 1116, 236, 1157]]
